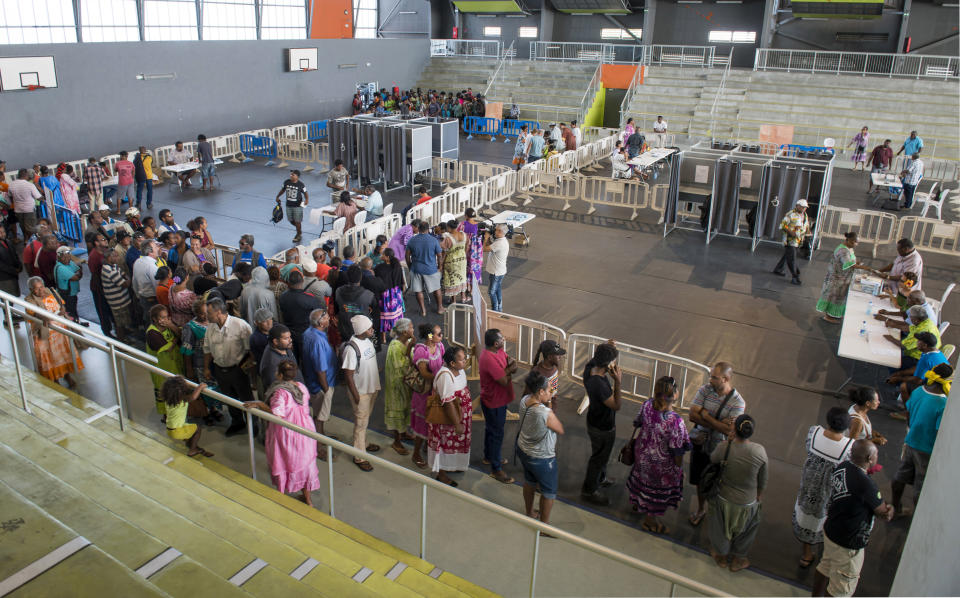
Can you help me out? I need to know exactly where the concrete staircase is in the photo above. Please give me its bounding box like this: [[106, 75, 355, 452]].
[[485, 61, 598, 125], [688, 70, 752, 141], [414, 57, 497, 96], [624, 67, 711, 139], [0, 364, 494, 598]]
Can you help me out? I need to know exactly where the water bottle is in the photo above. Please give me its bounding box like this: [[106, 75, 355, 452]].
[[859, 321, 868, 338], [867, 300, 873, 315]]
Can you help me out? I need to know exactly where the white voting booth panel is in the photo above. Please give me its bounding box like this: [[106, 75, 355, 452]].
[[0, 56, 57, 91]]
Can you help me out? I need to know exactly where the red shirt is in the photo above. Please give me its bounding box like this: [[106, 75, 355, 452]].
[[87, 248, 105, 292], [315, 262, 332, 281], [22, 239, 42, 276], [479, 348, 514, 408], [416, 194, 432, 206], [870, 145, 893, 169], [116, 160, 134, 186]]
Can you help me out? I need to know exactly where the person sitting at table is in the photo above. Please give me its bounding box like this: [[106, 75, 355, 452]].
[[878, 271, 918, 311], [816, 232, 872, 323], [415, 186, 432, 206], [333, 190, 360, 231], [874, 289, 937, 333], [884, 305, 941, 371], [866, 139, 893, 193], [168, 140, 197, 187], [875, 238, 922, 293], [357, 185, 383, 219], [885, 332, 946, 418], [611, 146, 634, 180]]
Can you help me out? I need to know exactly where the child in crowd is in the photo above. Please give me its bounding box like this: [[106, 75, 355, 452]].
[[161, 376, 214, 457]]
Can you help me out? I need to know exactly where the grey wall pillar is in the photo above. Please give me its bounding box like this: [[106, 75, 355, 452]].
[[540, 1, 555, 42], [895, 0, 912, 54], [642, 0, 655, 46], [760, 0, 777, 49]]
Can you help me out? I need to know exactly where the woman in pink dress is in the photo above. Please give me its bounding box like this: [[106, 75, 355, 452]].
[[60, 164, 81, 214], [410, 323, 445, 469], [246, 360, 321, 506], [427, 345, 473, 486]]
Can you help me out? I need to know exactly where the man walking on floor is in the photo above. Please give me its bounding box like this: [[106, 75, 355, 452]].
[[276, 169, 308, 244], [772, 199, 810, 285]]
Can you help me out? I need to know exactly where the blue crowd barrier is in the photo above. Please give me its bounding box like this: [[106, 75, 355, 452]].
[[308, 120, 328, 142], [54, 206, 82, 242], [239, 134, 277, 166], [464, 116, 502, 141], [779, 144, 834, 159], [500, 119, 542, 143]]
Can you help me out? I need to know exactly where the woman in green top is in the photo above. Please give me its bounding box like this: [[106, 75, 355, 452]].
[[383, 318, 416, 455], [146, 304, 185, 419], [816, 232, 870, 323]]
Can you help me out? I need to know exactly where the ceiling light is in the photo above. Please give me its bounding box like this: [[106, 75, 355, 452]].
[[135, 73, 176, 80]]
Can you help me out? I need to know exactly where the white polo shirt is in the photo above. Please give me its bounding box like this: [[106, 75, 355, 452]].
[[486, 237, 509, 276], [131, 255, 160, 298], [653, 119, 668, 133]]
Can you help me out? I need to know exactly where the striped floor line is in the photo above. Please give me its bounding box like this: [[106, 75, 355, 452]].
[[385, 562, 407, 581], [0, 536, 91, 596], [289, 558, 319, 581], [429, 566, 444, 579], [135, 547, 181, 578], [352, 566, 374, 583], [228, 558, 268, 586]]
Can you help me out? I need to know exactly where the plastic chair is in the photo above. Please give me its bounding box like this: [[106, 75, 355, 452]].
[[940, 282, 956, 317], [354, 210, 368, 227], [382, 202, 394, 217], [913, 183, 942, 217], [440, 212, 455, 223], [942, 344, 955, 361], [823, 138, 836, 150], [939, 321, 950, 337], [331, 217, 346, 238]]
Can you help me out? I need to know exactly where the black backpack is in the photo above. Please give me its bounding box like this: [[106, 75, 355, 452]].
[[270, 202, 283, 224]]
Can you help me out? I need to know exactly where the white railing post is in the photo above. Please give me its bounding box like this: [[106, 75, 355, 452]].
[[419, 483, 428, 559], [529, 528, 541, 598], [326, 444, 335, 517], [247, 412, 257, 481], [3, 300, 29, 413], [108, 344, 126, 432]]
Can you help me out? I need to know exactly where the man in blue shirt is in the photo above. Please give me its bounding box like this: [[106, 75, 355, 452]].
[[405, 221, 444, 317], [887, 331, 947, 419], [891, 362, 952, 516], [231, 234, 267, 272], [897, 131, 923, 158], [302, 308, 338, 441], [54, 246, 83, 323]]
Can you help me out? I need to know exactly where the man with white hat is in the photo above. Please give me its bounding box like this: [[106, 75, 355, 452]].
[[341, 314, 381, 472], [772, 198, 811, 285], [97, 204, 130, 239]]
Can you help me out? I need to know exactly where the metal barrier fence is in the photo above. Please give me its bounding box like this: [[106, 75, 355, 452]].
[[430, 157, 460, 185], [314, 142, 330, 173], [0, 289, 724, 598], [528, 41, 648, 64], [892, 156, 960, 183], [516, 170, 582, 211], [580, 177, 649, 220], [446, 304, 567, 370], [209, 134, 243, 163], [272, 124, 309, 143], [817, 206, 898, 258], [484, 170, 518, 208], [896, 216, 960, 257], [566, 334, 710, 412], [501, 119, 542, 142], [464, 116, 502, 140], [754, 49, 959, 80], [646, 45, 715, 68], [275, 140, 317, 171], [459, 160, 511, 186], [430, 39, 501, 59], [238, 134, 277, 166]]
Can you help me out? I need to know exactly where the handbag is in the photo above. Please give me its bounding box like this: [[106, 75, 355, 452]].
[[618, 425, 641, 466], [402, 345, 431, 394], [425, 371, 457, 425], [698, 441, 733, 499]]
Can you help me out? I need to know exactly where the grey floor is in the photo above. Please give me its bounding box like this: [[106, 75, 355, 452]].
[[5, 136, 958, 596]]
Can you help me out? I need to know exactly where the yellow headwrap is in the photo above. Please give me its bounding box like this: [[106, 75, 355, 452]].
[[924, 370, 952, 395]]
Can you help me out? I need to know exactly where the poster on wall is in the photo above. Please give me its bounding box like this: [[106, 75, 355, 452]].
[[758, 124, 794, 151], [485, 102, 503, 121]]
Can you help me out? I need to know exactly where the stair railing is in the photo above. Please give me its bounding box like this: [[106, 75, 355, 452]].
[[0, 288, 726, 598], [707, 48, 734, 141], [619, 64, 644, 129], [483, 40, 515, 98], [577, 62, 603, 128]]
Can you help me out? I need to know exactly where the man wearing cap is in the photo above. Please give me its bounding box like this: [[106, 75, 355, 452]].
[[342, 314, 381, 472], [276, 170, 308, 244], [97, 204, 129, 239], [772, 199, 810, 285], [54, 245, 83, 323], [479, 328, 519, 484], [124, 206, 142, 233]]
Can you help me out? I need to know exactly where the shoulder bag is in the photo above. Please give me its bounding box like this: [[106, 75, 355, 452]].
[[698, 440, 733, 499], [618, 426, 641, 466], [425, 371, 458, 425], [690, 389, 736, 446], [402, 344, 431, 394]]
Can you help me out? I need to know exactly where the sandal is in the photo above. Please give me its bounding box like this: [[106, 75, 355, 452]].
[[688, 512, 706, 527], [489, 471, 515, 484], [392, 443, 410, 456], [729, 558, 750, 573], [799, 556, 815, 569], [412, 455, 427, 469], [365, 444, 381, 453], [354, 460, 373, 472], [482, 457, 508, 466], [642, 521, 669, 535], [188, 449, 214, 458]]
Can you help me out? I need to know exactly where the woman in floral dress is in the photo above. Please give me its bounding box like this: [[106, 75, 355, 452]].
[[847, 126, 869, 170], [441, 219, 468, 302], [24, 276, 83, 389], [383, 318, 415, 455], [457, 208, 484, 292], [625, 376, 690, 534], [816, 232, 868, 323], [428, 346, 473, 486], [410, 323, 445, 469]]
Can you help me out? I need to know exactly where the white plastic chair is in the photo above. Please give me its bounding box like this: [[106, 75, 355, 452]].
[[331, 217, 346, 237], [939, 321, 950, 337], [440, 212, 456, 223], [940, 282, 956, 314], [354, 210, 368, 227], [382, 202, 394, 217], [942, 344, 955, 361], [914, 184, 943, 218], [823, 137, 836, 150]]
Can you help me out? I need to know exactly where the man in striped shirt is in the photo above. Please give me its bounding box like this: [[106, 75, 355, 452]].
[[83, 158, 105, 208], [101, 250, 133, 339]]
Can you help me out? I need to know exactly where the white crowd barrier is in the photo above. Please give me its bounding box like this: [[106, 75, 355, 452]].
[[431, 157, 460, 185], [580, 177, 649, 220], [891, 156, 960, 183], [896, 216, 960, 257], [818, 206, 898, 258], [445, 305, 709, 413], [516, 170, 582, 211], [276, 140, 317, 171], [459, 160, 511, 185], [272, 124, 309, 143], [484, 170, 517, 209], [314, 142, 330, 173]]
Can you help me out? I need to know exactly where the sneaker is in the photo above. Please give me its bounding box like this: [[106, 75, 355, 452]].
[[599, 477, 617, 488], [791, 278, 802, 286]]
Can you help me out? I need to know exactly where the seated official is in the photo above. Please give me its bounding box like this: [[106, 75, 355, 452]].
[[884, 305, 941, 370]]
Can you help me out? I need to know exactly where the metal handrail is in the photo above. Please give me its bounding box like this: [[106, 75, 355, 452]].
[[483, 40, 514, 98], [577, 63, 603, 128], [753, 49, 959, 80], [708, 49, 734, 141], [429, 39, 502, 59], [619, 64, 644, 129], [0, 289, 726, 597]]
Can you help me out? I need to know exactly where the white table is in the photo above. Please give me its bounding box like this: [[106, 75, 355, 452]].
[[163, 160, 224, 192], [628, 148, 676, 168], [490, 211, 536, 246], [834, 275, 901, 393], [312, 197, 367, 233], [869, 172, 902, 208]]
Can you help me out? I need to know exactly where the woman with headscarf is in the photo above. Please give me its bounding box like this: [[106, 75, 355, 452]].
[[383, 318, 415, 455], [246, 360, 321, 506], [239, 266, 279, 326], [707, 414, 768, 572]]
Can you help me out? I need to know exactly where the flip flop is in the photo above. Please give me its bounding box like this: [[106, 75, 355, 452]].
[[392, 443, 410, 456], [489, 471, 515, 484], [366, 444, 381, 453], [412, 455, 427, 469], [689, 512, 706, 527], [354, 460, 373, 472], [799, 556, 815, 569], [642, 521, 669, 535]]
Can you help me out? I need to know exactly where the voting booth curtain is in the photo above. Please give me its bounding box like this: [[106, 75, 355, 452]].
[[757, 164, 811, 241], [710, 160, 742, 236], [664, 153, 682, 226], [328, 119, 357, 173]]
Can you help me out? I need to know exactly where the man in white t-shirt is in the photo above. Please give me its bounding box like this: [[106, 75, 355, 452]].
[[653, 116, 668, 147], [571, 120, 583, 149], [168, 140, 197, 187], [342, 314, 381, 472], [484, 224, 509, 312]]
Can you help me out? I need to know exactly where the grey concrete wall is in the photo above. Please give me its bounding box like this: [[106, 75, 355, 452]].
[[890, 379, 960, 596], [651, 0, 765, 68], [771, 13, 903, 54], [461, 13, 540, 58], [552, 13, 645, 43], [905, 2, 960, 54], [0, 38, 429, 165], [378, 0, 431, 38]]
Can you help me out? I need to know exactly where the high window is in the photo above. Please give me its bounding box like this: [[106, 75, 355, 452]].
[[0, 0, 77, 44]]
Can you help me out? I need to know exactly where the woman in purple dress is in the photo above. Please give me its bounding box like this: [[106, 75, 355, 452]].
[[847, 126, 869, 171], [410, 323, 445, 469], [625, 376, 691, 534], [457, 208, 484, 292]]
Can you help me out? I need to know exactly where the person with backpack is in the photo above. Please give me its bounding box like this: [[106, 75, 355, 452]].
[[341, 314, 381, 472]]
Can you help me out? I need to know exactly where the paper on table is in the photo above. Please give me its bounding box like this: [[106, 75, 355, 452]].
[[869, 344, 901, 358], [695, 165, 709, 184], [308, 208, 324, 226]]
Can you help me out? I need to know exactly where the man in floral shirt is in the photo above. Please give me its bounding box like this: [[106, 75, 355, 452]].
[[772, 199, 810, 286]]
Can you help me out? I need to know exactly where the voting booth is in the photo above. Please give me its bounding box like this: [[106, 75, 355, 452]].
[[327, 115, 434, 194]]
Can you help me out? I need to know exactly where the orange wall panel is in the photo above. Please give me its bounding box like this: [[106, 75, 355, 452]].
[[311, 0, 353, 39], [600, 64, 638, 89]]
